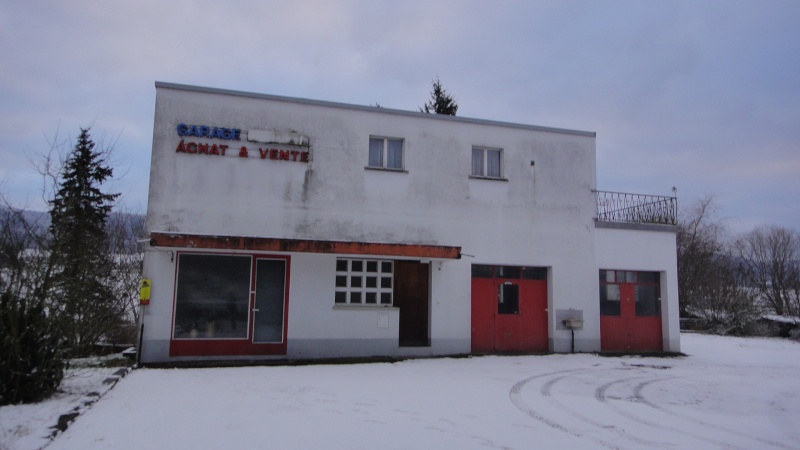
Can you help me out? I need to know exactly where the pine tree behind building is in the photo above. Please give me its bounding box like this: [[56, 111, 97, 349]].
[[420, 77, 459, 116]]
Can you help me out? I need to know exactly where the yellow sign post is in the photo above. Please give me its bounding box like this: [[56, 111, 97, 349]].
[[139, 279, 151, 305]]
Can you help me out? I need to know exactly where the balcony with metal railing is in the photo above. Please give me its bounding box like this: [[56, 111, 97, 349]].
[[593, 190, 677, 229]]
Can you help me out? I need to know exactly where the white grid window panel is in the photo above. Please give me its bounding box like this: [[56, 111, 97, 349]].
[[335, 259, 393, 305]]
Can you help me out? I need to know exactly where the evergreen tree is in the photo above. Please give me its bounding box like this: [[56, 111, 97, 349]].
[[420, 77, 459, 116], [48, 128, 121, 356]]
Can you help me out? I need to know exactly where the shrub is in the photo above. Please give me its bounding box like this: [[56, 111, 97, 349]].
[[0, 291, 67, 405]]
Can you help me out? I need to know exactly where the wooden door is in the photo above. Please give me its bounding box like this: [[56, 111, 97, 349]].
[[394, 261, 430, 347]]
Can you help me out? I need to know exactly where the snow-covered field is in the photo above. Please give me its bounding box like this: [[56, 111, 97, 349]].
[[4, 333, 799, 450]]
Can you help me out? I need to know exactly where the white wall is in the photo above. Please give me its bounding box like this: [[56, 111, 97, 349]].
[[147, 85, 596, 252], [138, 246, 176, 363], [594, 226, 681, 352], [286, 253, 401, 359], [141, 83, 614, 362]]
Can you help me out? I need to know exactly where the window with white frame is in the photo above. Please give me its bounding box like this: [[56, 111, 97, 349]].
[[368, 136, 404, 170], [471, 146, 503, 178], [335, 258, 393, 305]]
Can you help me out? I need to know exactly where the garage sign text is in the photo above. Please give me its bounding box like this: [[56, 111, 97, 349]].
[[177, 123, 241, 140]]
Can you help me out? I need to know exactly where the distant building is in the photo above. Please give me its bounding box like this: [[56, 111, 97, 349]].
[[138, 82, 680, 364]]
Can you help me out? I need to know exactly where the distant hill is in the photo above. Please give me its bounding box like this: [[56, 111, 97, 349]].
[[0, 208, 145, 248]]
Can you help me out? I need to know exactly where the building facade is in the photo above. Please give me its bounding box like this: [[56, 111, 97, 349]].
[[138, 82, 680, 364]]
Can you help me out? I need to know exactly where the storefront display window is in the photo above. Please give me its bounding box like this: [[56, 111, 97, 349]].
[[174, 254, 251, 339]]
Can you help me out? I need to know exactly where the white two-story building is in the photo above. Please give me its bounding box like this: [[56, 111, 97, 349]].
[[138, 82, 680, 364]]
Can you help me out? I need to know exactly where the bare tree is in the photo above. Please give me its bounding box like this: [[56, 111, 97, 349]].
[[676, 197, 727, 317], [0, 207, 47, 305], [675, 197, 765, 334], [0, 203, 67, 404], [690, 252, 761, 334], [105, 209, 145, 327], [735, 225, 800, 317]]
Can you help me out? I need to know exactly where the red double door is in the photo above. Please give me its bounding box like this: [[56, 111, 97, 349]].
[[600, 271, 663, 352], [471, 266, 548, 353]]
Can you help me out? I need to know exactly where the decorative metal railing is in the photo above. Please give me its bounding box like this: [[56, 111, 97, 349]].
[[594, 190, 677, 225]]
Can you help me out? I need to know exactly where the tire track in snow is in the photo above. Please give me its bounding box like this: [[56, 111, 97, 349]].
[[539, 373, 666, 448], [509, 369, 629, 450], [632, 378, 798, 450], [595, 376, 750, 450]]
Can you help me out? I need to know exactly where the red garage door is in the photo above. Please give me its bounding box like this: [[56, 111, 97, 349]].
[[599, 270, 663, 352], [471, 265, 548, 353]]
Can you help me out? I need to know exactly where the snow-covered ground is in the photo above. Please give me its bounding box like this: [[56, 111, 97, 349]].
[[4, 333, 799, 450], [0, 356, 130, 450]]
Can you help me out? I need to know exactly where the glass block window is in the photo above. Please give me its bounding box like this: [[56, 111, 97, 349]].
[[335, 258, 393, 305]]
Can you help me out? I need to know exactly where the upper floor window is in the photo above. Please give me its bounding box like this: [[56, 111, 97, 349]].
[[369, 136, 404, 170], [471, 146, 502, 178]]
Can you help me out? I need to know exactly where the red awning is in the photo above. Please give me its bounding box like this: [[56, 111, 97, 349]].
[[149, 232, 461, 259]]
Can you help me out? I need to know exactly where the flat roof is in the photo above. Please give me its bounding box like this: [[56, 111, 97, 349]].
[[155, 81, 596, 138]]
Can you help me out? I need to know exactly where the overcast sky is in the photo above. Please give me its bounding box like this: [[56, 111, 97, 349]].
[[1, 0, 798, 233]]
